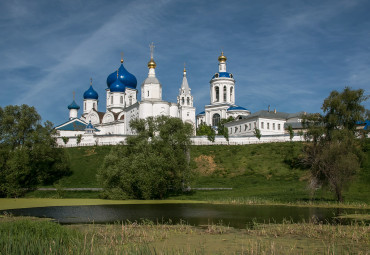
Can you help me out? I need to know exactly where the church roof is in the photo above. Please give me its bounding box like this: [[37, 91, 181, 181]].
[[227, 106, 248, 111], [106, 59, 137, 89], [142, 76, 160, 85], [197, 111, 205, 116], [67, 100, 80, 110], [180, 69, 190, 94], [83, 85, 99, 100], [56, 119, 86, 131]]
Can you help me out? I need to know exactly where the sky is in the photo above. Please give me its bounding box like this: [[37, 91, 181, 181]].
[[0, 0, 369, 125]]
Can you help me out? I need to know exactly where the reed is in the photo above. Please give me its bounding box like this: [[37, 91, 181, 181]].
[[1, 215, 369, 254]]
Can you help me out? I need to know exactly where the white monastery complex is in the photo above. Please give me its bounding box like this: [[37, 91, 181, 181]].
[[55, 46, 305, 146]]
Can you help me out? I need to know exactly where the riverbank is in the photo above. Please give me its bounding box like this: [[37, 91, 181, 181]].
[[1, 198, 369, 211], [1, 216, 369, 254]]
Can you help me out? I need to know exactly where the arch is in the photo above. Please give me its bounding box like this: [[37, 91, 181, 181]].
[[87, 112, 100, 125], [102, 112, 114, 124], [212, 113, 220, 127], [215, 86, 219, 102]]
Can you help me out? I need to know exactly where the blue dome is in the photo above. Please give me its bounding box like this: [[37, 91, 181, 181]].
[[107, 63, 137, 89], [67, 100, 80, 110], [212, 72, 233, 79], [83, 85, 99, 100], [109, 79, 125, 93], [228, 106, 247, 111]]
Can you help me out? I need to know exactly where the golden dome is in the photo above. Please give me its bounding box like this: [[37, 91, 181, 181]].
[[218, 51, 227, 62], [147, 57, 156, 69]]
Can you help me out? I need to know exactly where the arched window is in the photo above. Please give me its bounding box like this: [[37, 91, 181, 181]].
[[215, 87, 219, 102], [212, 113, 220, 127], [111, 96, 113, 104], [120, 96, 123, 104], [230, 87, 233, 101], [187, 97, 190, 105], [147, 91, 149, 97], [181, 97, 185, 105], [223, 86, 227, 102]]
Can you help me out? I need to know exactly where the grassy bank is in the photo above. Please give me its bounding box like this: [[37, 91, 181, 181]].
[[28, 141, 370, 204], [0, 216, 369, 254]]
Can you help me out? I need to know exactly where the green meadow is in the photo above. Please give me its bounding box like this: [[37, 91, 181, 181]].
[[25, 140, 370, 205]]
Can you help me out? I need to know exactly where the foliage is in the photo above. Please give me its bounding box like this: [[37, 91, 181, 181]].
[[76, 134, 82, 145], [253, 127, 261, 140], [196, 122, 215, 142], [62, 137, 69, 145], [287, 125, 294, 141], [217, 116, 234, 142], [98, 116, 194, 199], [0, 105, 70, 197], [302, 87, 368, 202]]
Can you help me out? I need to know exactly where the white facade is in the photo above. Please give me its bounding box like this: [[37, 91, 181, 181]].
[[56, 46, 196, 143], [197, 52, 250, 128]]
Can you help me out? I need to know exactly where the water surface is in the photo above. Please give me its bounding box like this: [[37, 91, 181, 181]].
[[2, 204, 367, 228]]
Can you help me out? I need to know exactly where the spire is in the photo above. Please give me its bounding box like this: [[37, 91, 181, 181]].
[[147, 42, 156, 69], [181, 66, 190, 94]]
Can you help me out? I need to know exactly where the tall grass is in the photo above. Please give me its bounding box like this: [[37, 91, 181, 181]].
[[1, 216, 369, 254]]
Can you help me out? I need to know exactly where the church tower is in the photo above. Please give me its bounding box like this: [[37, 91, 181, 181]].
[[68, 92, 80, 120], [141, 43, 162, 101], [210, 52, 235, 105], [178, 66, 195, 129], [83, 79, 99, 114]]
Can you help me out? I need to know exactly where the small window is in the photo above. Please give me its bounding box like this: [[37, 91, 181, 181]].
[[187, 112, 189, 116], [215, 73, 219, 78], [235, 127, 238, 132], [182, 97, 185, 105], [267, 123, 270, 129], [254, 122, 256, 128], [244, 124, 247, 131], [187, 97, 190, 105], [278, 124, 281, 130], [239, 126, 241, 132], [273, 123, 275, 130], [147, 91, 149, 97], [111, 97, 113, 104], [249, 123, 251, 130], [129, 96, 132, 106], [215, 87, 219, 102], [261, 122, 264, 129], [223, 86, 227, 102]]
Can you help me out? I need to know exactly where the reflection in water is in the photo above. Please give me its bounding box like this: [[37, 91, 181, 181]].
[[1, 204, 367, 228]]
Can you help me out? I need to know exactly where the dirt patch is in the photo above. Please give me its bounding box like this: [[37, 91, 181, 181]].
[[84, 148, 97, 156], [194, 155, 219, 175]]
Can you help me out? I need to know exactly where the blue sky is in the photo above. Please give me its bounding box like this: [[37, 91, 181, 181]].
[[1, 0, 369, 125]]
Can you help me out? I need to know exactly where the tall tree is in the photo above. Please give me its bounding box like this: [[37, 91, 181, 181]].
[[98, 116, 193, 199], [0, 105, 70, 197], [302, 87, 368, 202]]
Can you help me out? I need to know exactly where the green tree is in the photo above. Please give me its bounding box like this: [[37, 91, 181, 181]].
[[62, 137, 69, 145], [253, 127, 261, 140], [98, 116, 193, 199], [76, 134, 82, 145], [196, 122, 215, 142], [217, 117, 234, 142], [0, 105, 70, 197], [302, 87, 368, 202], [287, 125, 294, 141]]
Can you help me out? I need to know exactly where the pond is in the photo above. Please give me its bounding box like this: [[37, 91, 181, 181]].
[[2, 203, 368, 228]]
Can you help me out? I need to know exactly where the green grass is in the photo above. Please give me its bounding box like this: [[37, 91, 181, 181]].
[[1, 216, 369, 254], [30, 140, 370, 204]]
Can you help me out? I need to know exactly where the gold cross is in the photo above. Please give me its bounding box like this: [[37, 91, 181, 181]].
[[90, 78, 93, 86]]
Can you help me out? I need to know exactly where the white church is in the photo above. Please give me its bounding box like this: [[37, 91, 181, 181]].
[[56, 44, 196, 145], [56, 48, 304, 146]]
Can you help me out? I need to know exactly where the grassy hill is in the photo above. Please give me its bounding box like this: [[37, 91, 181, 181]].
[[28, 141, 370, 203]]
